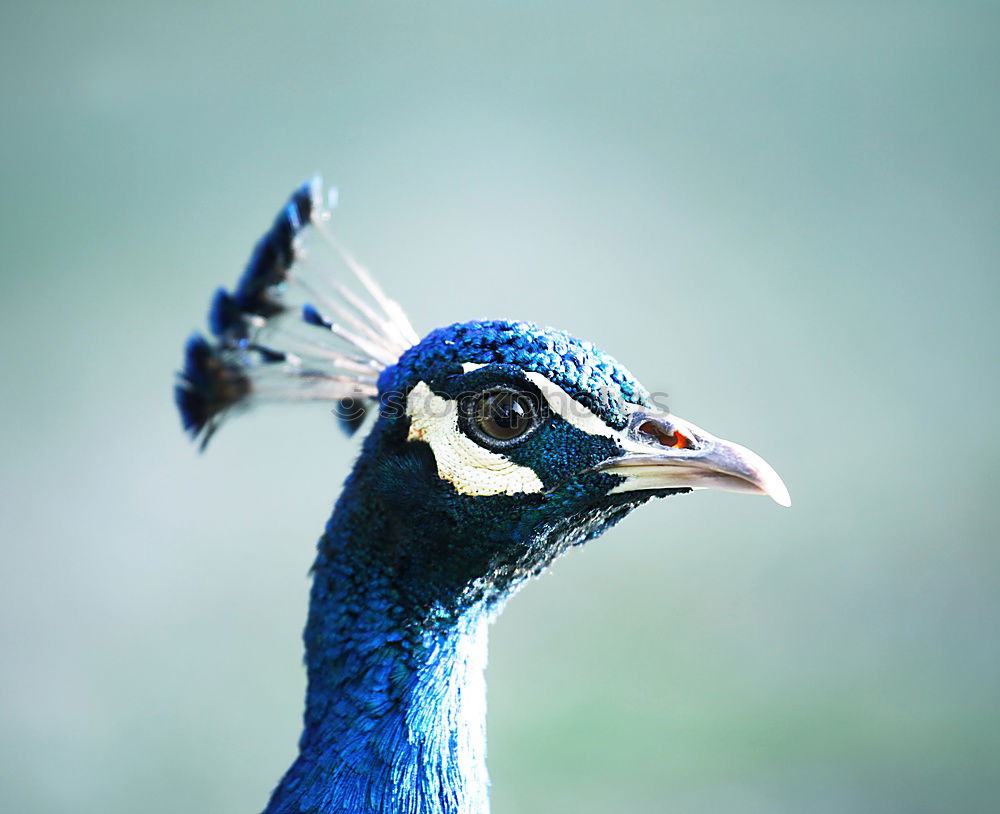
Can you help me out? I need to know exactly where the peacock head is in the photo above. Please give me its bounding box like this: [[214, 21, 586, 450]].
[[337, 318, 789, 606], [176, 179, 789, 611]]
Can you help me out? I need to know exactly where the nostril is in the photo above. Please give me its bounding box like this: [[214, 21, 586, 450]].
[[638, 420, 690, 450]]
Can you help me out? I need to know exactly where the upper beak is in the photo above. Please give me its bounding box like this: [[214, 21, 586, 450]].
[[599, 408, 791, 507]]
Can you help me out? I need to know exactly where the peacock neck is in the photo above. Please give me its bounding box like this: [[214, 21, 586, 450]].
[[263, 474, 493, 814]]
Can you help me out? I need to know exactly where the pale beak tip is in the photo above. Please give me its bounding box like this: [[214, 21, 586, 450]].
[[726, 440, 791, 508], [764, 475, 792, 508]]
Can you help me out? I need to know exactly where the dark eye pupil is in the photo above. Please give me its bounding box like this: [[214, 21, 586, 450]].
[[477, 391, 531, 440]]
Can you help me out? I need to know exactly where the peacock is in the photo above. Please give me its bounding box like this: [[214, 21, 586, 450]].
[[174, 178, 790, 814]]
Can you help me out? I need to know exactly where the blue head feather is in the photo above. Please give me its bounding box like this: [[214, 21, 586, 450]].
[[334, 396, 369, 436], [302, 302, 332, 330], [174, 333, 250, 446], [234, 178, 319, 317], [208, 287, 249, 340]]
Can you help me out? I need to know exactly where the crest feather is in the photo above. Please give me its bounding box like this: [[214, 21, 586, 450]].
[[174, 177, 417, 447]]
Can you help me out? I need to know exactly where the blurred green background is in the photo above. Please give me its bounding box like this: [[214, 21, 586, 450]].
[[1, 2, 998, 812]]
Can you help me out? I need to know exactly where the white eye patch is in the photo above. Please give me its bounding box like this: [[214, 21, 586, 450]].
[[405, 381, 544, 497]]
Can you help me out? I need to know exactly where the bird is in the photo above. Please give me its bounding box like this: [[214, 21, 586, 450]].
[[174, 177, 790, 814]]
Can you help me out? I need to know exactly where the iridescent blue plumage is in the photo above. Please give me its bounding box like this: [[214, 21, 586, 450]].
[[174, 179, 789, 814]]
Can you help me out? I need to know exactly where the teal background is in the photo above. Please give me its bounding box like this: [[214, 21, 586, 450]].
[[1, 2, 997, 812]]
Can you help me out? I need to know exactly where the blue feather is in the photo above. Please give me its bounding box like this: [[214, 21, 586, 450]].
[[302, 302, 332, 329], [233, 178, 319, 317], [334, 396, 368, 436], [174, 332, 251, 447], [208, 287, 248, 340]]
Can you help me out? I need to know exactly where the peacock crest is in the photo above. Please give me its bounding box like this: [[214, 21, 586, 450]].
[[175, 177, 419, 448]]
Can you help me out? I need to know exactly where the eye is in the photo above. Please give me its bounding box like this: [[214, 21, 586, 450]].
[[477, 390, 532, 440], [460, 386, 543, 450]]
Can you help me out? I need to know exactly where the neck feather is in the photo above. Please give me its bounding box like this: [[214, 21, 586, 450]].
[[263, 480, 492, 814]]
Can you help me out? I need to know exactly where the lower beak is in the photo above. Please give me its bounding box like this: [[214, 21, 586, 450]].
[[600, 409, 791, 508]]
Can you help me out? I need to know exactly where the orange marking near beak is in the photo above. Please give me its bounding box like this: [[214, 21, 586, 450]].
[[639, 421, 690, 450]]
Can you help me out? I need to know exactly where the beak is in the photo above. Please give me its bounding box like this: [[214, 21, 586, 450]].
[[599, 408, 791, 507]]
